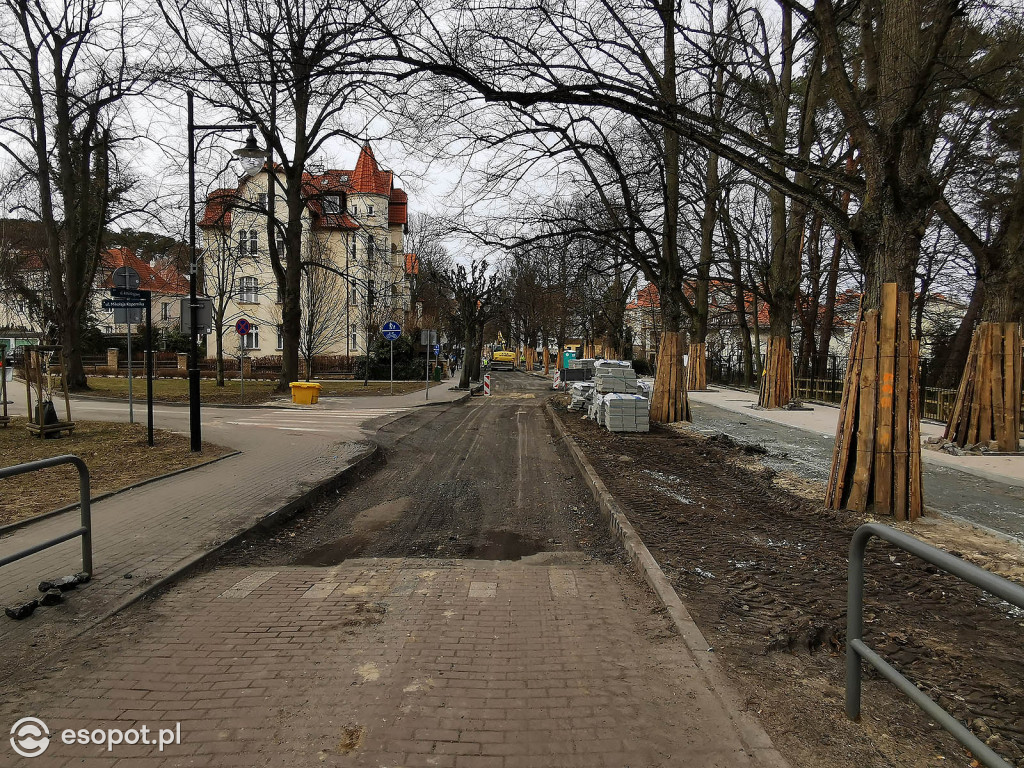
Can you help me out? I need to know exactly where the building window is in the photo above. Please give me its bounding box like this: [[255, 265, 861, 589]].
[[242, 325, 259, 350], [366, 204, 374, 216], [323, 195, 340, 214], [249, 229, 258, 254], [276, 284, 284, 303], [239, 276, 259, 303], [352, 332, 357, 347], [275, 232, 285, 254], [350, 288, 358, 305], [367, 235, 375, 262], [238, 230, 248, 256], [161, 302, 171, 321], [257, 193, 268, 209], [276, 325, 284, 350]]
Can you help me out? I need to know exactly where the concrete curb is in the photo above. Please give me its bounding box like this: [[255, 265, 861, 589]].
[[545, 402, 790, 768], [0, 449, 242, 538], [60, 443, 384, 643]]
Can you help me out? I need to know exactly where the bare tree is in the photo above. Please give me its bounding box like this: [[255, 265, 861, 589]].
[[0, 0, 149, 387]]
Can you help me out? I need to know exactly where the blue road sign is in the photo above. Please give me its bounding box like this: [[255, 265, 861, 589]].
[[381, 321, 402, 341], [235, 318, 251, 336], [433, 344, 440, 356]]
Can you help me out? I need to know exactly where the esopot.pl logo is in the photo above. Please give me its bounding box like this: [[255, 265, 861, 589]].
[[10, 717, 50, 758]]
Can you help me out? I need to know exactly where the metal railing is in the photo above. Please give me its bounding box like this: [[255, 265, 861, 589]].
[[0, 455, 93, 575], [847, 523, 1024, 768]]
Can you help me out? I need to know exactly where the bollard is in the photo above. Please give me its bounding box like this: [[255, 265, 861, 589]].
[[484, 374, 491, 396]]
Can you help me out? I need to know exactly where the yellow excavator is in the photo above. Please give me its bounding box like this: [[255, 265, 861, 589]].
[[490, 345, 517, 371]]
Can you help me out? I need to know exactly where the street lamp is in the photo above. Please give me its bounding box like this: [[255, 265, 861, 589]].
[[187, 92, 269, 452]]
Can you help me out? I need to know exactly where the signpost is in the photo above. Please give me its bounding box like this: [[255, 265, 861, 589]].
[[235, 319, 250, 398], [108, 267, 152, 439], [420, 329, 437, 401], [381, 321, 402, 396]]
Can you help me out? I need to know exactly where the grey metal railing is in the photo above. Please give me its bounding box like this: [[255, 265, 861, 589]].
[[847, 523, 1024, 768], [0, 455, 92, 575]]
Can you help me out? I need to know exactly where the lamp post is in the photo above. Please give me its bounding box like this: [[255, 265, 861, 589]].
[[186, 91, 268, 452]]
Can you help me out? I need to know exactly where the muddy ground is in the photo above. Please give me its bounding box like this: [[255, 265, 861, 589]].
[[554, 399, 1024, 768]]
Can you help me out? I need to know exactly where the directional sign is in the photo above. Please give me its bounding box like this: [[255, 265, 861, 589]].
[[433, 344, 440, 356], [102, 298, 147, 310], [235, 318, 251, 336], [111, 287, 150, 300], [381, 321, 402, 341]]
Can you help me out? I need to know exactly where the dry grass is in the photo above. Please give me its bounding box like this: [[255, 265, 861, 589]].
[[81, 377, 445, 405], [0, 417, 230, 526]]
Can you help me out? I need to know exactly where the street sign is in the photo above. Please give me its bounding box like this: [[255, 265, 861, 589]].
[[112, 266, 141, 290], [420, 329, 437, 345], [102, 298, 147, 310], [381, 321, 402, 341], [235, 318, 251, 336], [433, 344, 440, 356], [113, 307, 143, 325], [111, 286, 150, 300], [179, 297, 213, 335]]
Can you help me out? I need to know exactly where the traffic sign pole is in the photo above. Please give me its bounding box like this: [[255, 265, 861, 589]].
[[380, 322, 402, 396], [425, 338, 430, 401], [146, 296, 154, 447], [127, 318, 133, 424], [390, 339, 394, 396]]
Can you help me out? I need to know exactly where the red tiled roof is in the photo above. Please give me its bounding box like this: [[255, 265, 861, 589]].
[[200, 144, 408, 232], [199, 188, 236, 229], [100, 247, 189, 295], [351, 143, 393, 196]]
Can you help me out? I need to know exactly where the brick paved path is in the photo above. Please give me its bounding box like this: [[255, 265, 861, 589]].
[[0, 385, 468, 665], [2, 558, 787, 767]]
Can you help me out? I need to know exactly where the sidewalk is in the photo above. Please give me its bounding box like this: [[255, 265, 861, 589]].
[[1, 559, 788, 768], [0, 381, 469, 660], [686, 387, 1024, 488]]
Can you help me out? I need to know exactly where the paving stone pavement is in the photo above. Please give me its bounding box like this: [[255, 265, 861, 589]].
[[1, 558, 787, 768], [0, 384, 467, 660]]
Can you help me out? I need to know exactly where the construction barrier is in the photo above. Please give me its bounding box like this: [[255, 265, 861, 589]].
[[484, 374, 491, 396]]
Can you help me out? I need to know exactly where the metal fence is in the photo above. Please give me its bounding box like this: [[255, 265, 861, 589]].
[[846, 523, 1024, 768]]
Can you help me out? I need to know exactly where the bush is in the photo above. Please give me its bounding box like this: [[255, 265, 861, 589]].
[[354, 336, 424, 380]]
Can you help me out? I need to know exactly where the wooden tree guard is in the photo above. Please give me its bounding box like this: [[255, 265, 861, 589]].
[[758, 336, 793, 408], [543, 347, 550, 375], [826, 285, 923, 520], [686, 342, 707, 391], [943, 322, 1022, 452], [24, 345, 76, 438], [651, 330, 691, 423]]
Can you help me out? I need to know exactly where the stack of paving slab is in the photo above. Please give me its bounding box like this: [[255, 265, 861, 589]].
[[567, 358, 597, 379], [568, 382, 595, 411], [594, 360, 637, 394], [602, 393, 650, 432], [587, 392, 607, 423], [636, 380, 653, 403]]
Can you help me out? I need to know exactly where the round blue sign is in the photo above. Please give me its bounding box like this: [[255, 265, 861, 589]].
[[381, 321, 402, 341], [235, 318, 251, 336]]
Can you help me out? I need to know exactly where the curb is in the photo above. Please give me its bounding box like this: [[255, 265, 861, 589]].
[[545, 402, 790, 767], [0, 450, 242, 538], [62, 443, 384, 640]]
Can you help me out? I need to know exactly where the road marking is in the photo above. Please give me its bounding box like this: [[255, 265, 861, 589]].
[[301, 582, 339, 599], [219, 571, 278, 598], [469, 581, 496, 598]]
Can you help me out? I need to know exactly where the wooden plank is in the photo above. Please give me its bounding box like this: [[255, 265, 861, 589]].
[[979, 324, 994, 443], [991, 324, 1005, 449], [848, 310, 879, 513], [966, 326, 985, 446], [909, 339, 923, 520], [827, 310, 863, 507], [1001, 323, 1018, 451], [893, 291, 911, 520], [944, 327, 977, 442], [874, 284, 898, 515]]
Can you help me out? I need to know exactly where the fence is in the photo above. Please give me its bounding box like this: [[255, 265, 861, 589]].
[[846, 523, 1024, 768], [708, 351, 1024, 426]]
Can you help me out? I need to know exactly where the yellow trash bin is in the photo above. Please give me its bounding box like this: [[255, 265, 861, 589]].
[[289, 382, 322, 405]]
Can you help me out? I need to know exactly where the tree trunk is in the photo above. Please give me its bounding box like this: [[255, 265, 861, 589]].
[[652, 327, 690, 423], [826, 284, 923, 520], [758, 335, 793, 409], [60, 310, 87, 390], [943, 322, 1021, 452], [686, 343, 707, 391], [936, 281, 983, 389], [216, 329, 225, 386]]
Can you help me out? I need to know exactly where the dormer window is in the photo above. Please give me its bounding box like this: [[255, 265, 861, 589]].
[[323, 195, 340, 214]]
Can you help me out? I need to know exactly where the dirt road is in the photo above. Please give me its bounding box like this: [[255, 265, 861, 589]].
[[222, 370, 619, 567]]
